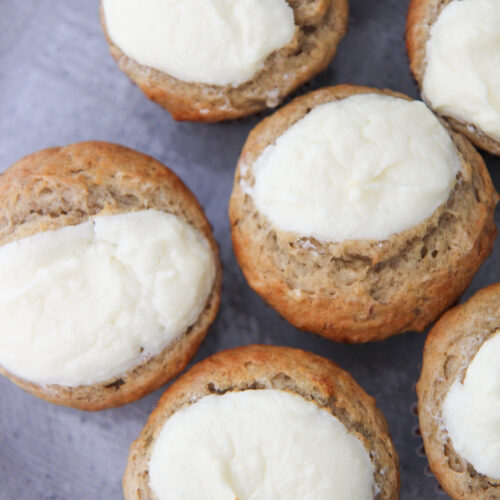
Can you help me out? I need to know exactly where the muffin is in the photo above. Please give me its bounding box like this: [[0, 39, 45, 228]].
[[100, 0, 349, 122], [229, 84, 498, 342], [0, 141, 222, 410], [123, 345, 400, 499], [417, 284, 500, 499], [407, 0, 500, 156]]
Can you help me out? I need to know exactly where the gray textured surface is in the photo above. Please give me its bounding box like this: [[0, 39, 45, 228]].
[[0, 1, 498, 499]]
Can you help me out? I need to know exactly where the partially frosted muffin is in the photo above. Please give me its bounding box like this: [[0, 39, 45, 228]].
[[418, 284, 500, 499], [407, 0, 500, 156], [0, 142, 222, 410], [123, 345, 400, 499], [100, 0, 348, 122], [229, 85, 497, 342]]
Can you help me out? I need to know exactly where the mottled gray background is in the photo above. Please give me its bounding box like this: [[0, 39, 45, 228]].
[[0, 1, 498, 499]]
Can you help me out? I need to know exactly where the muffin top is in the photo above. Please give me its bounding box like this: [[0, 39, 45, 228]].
[[418, 283, 500, 498], [124, 345, 400, 499]]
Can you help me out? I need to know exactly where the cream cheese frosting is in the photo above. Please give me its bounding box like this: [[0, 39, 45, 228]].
[[102, 0, 296, 86], [422, 0, 500, 142], [0, 209, 215, 386], [149, 390, 376, 500], [442, 330, 500, 479], [251, 94, 460, 241]]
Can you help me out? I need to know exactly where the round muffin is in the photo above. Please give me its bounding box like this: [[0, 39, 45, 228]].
[[407, 0, 500, 156], [229, 84, 498, 343], [0, 141, 222, 411], [123, 344, 400, 499], [417, 284, 500, 500], [100, 0, 349, 122]]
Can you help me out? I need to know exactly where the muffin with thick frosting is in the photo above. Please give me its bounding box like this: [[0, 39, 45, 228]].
[[100, 0, 349, 122], [229, 84, 497, 342], [0, 141, 222, 410]]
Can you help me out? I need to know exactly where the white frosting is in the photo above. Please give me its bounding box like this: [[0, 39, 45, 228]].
[[0, 210, 215, 386], [443, 330, 500, 479], [102, 0, 295, 86], [251, 94, 460, 242], [149, 390, 375, 500], [422, 0, 500, 141]]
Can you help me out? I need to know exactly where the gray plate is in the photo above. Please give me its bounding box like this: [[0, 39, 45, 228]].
[[0, 1, 498, 499]]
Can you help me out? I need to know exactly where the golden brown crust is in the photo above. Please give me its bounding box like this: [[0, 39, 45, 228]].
[[100, 0, 349, 122], [123, 345, 400, 499], [0, 141, 222, 411], [229, 84, 498, 343], [417, 284, 500, 500], [406, 0, 500, 156]]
